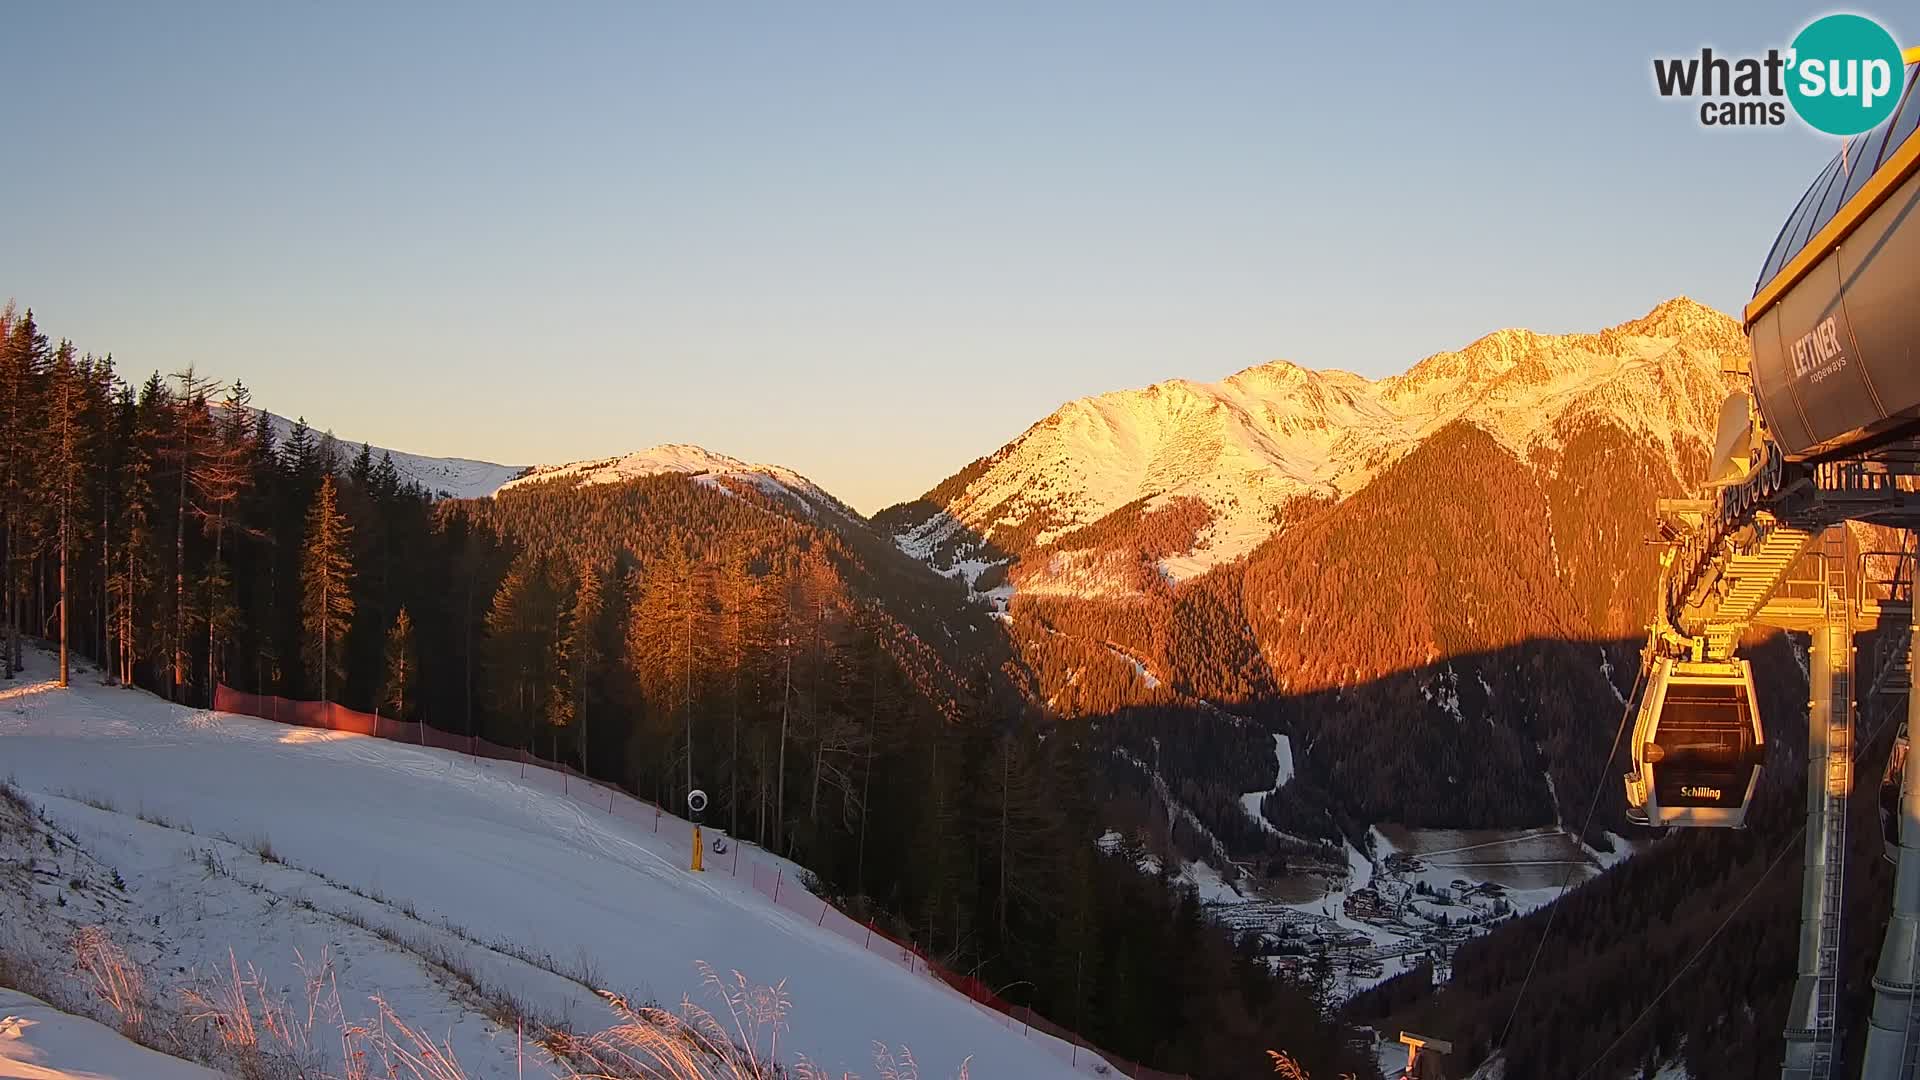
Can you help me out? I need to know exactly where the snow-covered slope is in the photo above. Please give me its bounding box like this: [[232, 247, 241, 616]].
[[500, 443, 854, 517], [0, 988, 221, 1080], [0, 652, 1102, 1079], [888, 297, 1743, 594], [235, 407, 527, 499]]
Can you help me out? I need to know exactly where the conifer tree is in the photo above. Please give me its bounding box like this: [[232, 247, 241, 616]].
[[241, 408, 279, 692], [46, 342, 98, 686], [544, 581, 574, 761], [371, 451, 401, 502], [484, 549, 561, 749], [165, 366, 220, 701], [349, 442, 374, 492], [626, 549, 712, 803], [380, 606, 417, 720], [564, 560, 606, 772], [301, 475, 355, 702], [717, 552, 781, 840], [0, 306, 50, 677], [116, 373, 175, 687], [199, 382, 255, 699]]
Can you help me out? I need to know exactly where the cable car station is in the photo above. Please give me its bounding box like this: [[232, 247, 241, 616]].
[[1626, 48, 1920, 1079]]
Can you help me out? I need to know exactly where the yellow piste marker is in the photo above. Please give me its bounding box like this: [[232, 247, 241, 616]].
[[688, 789, 709, 872]]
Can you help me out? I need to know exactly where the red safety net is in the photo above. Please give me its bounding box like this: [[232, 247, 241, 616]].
[[213, 684, 1191, 1080]]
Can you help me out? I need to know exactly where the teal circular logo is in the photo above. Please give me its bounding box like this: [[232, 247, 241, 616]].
[[1787, 14, 1906, 135]]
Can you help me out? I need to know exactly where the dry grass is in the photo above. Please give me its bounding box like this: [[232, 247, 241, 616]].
[[0, 931, 57, 1005], [546, 962, 969, 1080], [248, 832, 283, 864], [69, 924, 145, 1029], [42, 917, 970, 1080], [342, 997, 474, 1080], [137, 805, 193, 832], [553, 962, 791, 1079], [1266, 1049, 1357, 1079], [63, 789, 120, 815], [0, 775, 31, 819], [180, 946, 338, 1078]]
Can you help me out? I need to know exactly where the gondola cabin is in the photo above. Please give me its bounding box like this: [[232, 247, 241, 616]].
[[1624, 657, 1766, 828]]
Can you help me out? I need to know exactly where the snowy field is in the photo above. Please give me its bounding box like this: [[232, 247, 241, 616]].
[[0, 649, 1109, 1078], [0, 987, 222, 1079]]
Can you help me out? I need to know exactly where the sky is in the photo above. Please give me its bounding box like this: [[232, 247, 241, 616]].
[[2, 2, 1896, 512]]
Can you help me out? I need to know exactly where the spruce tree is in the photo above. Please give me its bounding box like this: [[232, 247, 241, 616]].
[[119, 373, 174, 688], [0, 306, 50, 677], [199, 382, 255, 699], [165, 366, 220, 701], [564, 561, 605, 772], [46, 342, 98, 686], [371, 451, 402, 502], [300, 475, 355, 703], [484, 550, 560, 749], [626, 550, 711, 806], [380, 606, 417, 720]]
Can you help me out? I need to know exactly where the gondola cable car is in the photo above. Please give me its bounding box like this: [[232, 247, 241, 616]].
[[1624, 656, 1767, 828]]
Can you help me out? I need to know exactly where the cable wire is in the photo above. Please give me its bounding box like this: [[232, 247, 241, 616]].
[[1573, 820, 1805, 1080], [1495, 656, 1646, 1049], [1568, 654, 1909, 1079]]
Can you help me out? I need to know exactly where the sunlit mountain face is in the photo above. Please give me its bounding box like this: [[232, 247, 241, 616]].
[[879, 296, 1741, 604]]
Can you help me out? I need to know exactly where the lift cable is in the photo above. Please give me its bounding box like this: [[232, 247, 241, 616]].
[[1572, 680, 1909, 1078], [1572, 820, 1805, 1080], [1495, 657, 1646, 1050]]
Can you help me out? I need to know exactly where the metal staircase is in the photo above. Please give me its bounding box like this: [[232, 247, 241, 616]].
[[1700, 518, 1824, 658], [1782, 529, 1857, 1080], [1812, 534, 1855, 1079]]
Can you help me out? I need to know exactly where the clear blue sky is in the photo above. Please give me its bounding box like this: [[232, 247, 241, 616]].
[[3, 2, 1894, 512]]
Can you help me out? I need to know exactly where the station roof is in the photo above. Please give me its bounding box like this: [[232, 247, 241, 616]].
[[1747, 51, 1920, 328]]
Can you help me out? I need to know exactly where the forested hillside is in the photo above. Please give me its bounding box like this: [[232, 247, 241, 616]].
[[0, 303, 1380, 1080], [1238, 419, 1693, 835], [874, 303, 1741, 867], [977, 414, 1697, 857], [1347, 628, 1904, 1079]]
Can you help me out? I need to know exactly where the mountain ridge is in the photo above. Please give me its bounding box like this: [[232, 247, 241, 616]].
[[882, 296, 1743, 598], [498, 441, 853, 518]]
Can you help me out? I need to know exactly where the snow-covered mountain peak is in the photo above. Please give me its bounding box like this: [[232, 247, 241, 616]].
[[498, 442, 849, 516], [226, 406, 527, 500], [888, 299, 1744, 597], [1617, 294, 1736, 341]]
